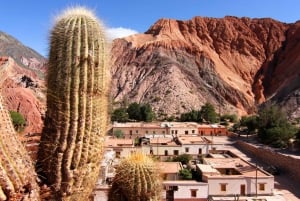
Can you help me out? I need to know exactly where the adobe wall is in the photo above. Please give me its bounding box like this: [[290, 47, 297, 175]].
[[235, 141, 300, 182]]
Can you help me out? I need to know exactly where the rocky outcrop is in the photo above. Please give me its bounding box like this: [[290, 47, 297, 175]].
[[0, 31, 46, 135], [111, 16, 300, 118], [0, 56, 45, 134]]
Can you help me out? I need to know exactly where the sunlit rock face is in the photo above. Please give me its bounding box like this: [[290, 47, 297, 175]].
[[111, 16, 300, 118]]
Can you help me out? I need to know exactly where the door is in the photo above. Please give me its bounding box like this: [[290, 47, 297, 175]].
[[240, 184, 246, 195]]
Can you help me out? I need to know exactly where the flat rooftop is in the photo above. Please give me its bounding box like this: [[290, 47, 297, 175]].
[[149, 137, 178, 146], [159, 162, 182, 174], [199, 157, 271, 177], [112, 121, 226, 129], [177, 136, 207, 144], [105, 138, 134, 147]]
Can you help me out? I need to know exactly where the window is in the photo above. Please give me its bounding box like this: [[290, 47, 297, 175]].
[[171, 130, 174, 134], [162, 131, 165, 134], [129, 130, 132, 135], [153, 131, 156, 134], [185, 130, 188, 135], [192, 130, 195, 134], [145, 130, 148, 134], [165, 150, 168, 156], [259, 183, 265, 191], [198, 148, 202, 154], [220, 183, 227, 192], [175, 130, 178, 134], [190, 189, 197, 197], [185, 147, 189, 153], [174, 150, 179, 155], [136, 130, 138, 134]]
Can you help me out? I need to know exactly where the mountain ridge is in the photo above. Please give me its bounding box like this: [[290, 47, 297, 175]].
[[111, 16, 300, 118], [0, 31, 46, 134]]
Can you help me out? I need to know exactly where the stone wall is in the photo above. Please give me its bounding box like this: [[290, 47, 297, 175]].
[[235, 141, 300, 182]]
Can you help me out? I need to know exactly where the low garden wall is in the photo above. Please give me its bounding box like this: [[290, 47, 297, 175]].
[[235, 140, 300, 182]]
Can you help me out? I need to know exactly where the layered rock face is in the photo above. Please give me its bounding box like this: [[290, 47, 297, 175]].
[[0, 31, 46, 135], [111, 16, 300, 117], [0, 56, 46, 134]]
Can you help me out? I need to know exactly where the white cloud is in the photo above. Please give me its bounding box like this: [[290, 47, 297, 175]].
[[106, 27, 138, 40]]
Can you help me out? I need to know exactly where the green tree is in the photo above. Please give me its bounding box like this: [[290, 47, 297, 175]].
[[127, 102, 141, 120], [179, 169, 193, 180], [257, 103, 298, 148], [199, 103, 218, 123], [240, 115, 258, 133], [9, 111, 26, 132], [111, 107, 129, 122], [180, 110, 200, 122], [172, 154, 192, 165], [126, 102, 155, 122], [221, 113, 238, 123], [140, 103, 155, 122]]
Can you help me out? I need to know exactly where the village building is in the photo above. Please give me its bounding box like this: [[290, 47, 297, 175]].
[[159, 161, 209, 201], [105, 137, 137, 158], [197, 151, 274, 197], [112, 122, 229, 139]]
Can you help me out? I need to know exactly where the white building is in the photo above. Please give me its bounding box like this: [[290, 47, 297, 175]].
[[197, 152, 274, 197]]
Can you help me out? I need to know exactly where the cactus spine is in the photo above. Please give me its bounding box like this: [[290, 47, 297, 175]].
[[37, 7, 109, 200], [0, 95, 39, 200], [108, 152, 161, 201]]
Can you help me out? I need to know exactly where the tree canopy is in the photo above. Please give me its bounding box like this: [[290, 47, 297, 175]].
[[257, 104, 298, 148], [111, 107, 129, 122], [112, 102, 155, 122], [180, 102, 219, 123]]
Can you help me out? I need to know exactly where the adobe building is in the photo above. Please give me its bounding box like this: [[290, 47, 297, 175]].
[[104, 137, 138, 158], [159, 162, 209, 201], [196, 151, 274, 197], [112, 122, 229, 140], [198, 124, 229, 136]]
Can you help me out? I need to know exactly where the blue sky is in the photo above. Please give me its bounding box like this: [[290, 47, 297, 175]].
[[1, 0, 300, 57]]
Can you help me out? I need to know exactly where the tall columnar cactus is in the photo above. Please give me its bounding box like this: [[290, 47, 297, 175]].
[[0, 95, 40, 200], [108, 152, 161, 201], [37, 7, 109, 200]]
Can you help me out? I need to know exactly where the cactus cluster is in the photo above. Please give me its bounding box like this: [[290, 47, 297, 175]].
[[108, 152, 161, 201], [37, 7, 109, 201], [0, 95, 39, 200]]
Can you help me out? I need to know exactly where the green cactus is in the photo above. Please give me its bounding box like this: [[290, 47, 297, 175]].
[[108, 152, 161, 201], [37, 7, 109, 200], [0, 95, 40, 200]]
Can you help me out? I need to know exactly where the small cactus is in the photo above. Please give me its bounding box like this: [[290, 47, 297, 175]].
[[0, 95, 40, 200], [37, 7, 109, 200], [108, 152, 161, 201]]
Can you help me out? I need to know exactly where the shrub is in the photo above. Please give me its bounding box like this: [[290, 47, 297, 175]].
[[9, 110, 26, 132]]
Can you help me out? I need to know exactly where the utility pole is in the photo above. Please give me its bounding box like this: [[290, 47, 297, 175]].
[[255, 162, 258, 197]]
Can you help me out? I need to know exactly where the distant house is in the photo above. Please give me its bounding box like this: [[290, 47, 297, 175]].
[[112, 121, 229, 139], [196, 151, 274, 197], [198, 124, 229, 136], [105, 137, 137, 158], [159, 162, 209, 201], [144, 137, 181, 160]]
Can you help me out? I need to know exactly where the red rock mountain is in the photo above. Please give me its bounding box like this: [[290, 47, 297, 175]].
[[0, 31, 46, 134], [111, 16, 300, 118]]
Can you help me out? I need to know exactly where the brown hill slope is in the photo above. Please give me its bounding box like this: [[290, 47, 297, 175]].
[[0, 56, 46, 134], [111, 16, 300, 118], [0, 31, 46, 134]]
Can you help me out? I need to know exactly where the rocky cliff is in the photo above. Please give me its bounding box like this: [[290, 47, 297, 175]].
[[111, 16, 300, 118], [0, 31, 46, 134]]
